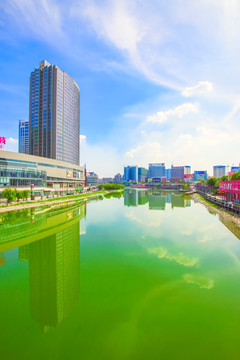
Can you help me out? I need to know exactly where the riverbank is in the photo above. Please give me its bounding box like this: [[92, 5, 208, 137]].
[[193, 193, 240, 227], [0, 190, 121, 213]]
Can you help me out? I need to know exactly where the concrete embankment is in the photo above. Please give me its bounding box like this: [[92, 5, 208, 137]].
[[0, 190, 112, 214], [193, 193, 240, 229]]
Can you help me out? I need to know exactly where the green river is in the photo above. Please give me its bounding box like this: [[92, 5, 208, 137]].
[[1, 189, 240, 360]]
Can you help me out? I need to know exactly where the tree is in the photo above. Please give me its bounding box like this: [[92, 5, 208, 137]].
[[22, 190, 30, 201], [231, 171, 240, 180], [2, 188, 15, 205], [207, 177, 218, 188], [15, 189, 23, 202]]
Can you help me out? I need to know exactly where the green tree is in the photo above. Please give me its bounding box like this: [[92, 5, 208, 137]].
[[2, 188, 15, 204], [231, 171, 240, 180], [15, 189, 23, 202], [207, 177, 218, 188], [22, 190, 30, 201]]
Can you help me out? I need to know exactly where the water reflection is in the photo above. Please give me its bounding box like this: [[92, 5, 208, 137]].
[[124, 189, 191, 209], [0, 203, 86, 331]]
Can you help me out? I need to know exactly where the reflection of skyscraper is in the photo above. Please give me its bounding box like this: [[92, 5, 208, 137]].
[[138, 190, 149, 205], [19, 245, 29, 262], [148, 194, 166, 210], [171, 195, 191, 208], [28, 222, 80, 331], [124, 190, 138, 207]]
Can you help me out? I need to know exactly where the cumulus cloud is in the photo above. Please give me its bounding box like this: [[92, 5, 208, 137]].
[[5, 137, 18, 152], [182, 81, 214, 97], [146, 103, 198, 124]]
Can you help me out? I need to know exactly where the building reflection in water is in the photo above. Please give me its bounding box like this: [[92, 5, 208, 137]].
[[124, 189, 191, 209], [16, 204, 86, 332]]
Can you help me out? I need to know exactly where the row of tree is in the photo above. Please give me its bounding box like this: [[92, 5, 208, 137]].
[[1, 188, 30, 204], [98, 183, 125, 191], [206, 171, 240, 189]]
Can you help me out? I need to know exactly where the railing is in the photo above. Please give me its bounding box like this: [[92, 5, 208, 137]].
[[196, 190, 240, 216]]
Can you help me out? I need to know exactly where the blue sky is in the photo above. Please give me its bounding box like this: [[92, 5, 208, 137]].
[[0, 0, 240, 177]]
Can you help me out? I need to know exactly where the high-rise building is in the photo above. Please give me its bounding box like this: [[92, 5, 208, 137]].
[[171, 165, 191, 181], [231, 166, 240, 173], [29, 60, 80, 165], [19, 119, 29, 154], [148, 163, 165, 180], [194, 171, 208, 181], [213, 165, 226, 178], [124, 166, 138, 182], [138, 167, 148, 182]]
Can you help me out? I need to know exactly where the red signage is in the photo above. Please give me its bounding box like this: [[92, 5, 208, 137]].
[[184, 174, 194, 179], [219, 180, 240, 195]]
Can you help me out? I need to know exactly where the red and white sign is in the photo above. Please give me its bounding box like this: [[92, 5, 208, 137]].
[[219, 180, 240, 195], [184, 174, 194, 179]]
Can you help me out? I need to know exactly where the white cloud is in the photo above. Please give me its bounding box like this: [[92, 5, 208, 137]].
[[182, 81, 214, 97], [146, 103, 198, 124], [80, 134, 86, 144], [0, 0, 63, 42], [5, 137, 18, 152]]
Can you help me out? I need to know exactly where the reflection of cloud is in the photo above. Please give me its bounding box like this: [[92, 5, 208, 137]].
[[148, 247, 198, 267], [125, 210, 163, 228], [183, 274, 214, 290], [180, 230, 193, 236], [198, 234, 213, 243]]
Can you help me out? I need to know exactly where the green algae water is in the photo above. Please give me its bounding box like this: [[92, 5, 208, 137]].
[[1, 189, 240, 360]]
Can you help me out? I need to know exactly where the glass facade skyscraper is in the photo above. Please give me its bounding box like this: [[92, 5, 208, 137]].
[[29, 60, 80, 165], [19, 119, 29, 154]]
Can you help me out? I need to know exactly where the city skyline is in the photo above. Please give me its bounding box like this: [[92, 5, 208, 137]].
[[0, 0, 240, 177]]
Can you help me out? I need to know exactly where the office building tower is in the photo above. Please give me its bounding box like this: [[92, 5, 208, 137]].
[[194, 171, 208, 181], [19, 119, 29, 154], [138, 167, 148, 182], [29, 60, 80, 165], [124, 166, 138, 182], [171, 165, 191, 181], [148, 163, 165, 180], [165, 168, 171, 181], [231, 166, 240, 173], [213, 165, 226, 178]]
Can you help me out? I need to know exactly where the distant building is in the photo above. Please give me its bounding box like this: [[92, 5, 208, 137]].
[[19, 119, 29, 154], [165, 168, 171, 181], [148, 163, 165, 181], [194, 171, 208, 181], [138, 167, 148, 182], [86, 172, 98, 185], [124, 166, 138, 182], [231, 166, 240, 173], [99, 177, 114, 184], [171, 165, 191, 181], [114, 173, 122, 183], [213, 165, 226, 178]]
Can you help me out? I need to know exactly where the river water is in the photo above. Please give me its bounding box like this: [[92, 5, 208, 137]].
[[0, 189, 240, 360]]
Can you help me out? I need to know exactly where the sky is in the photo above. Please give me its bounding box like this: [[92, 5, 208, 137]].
[[0, 0, 240, 177]]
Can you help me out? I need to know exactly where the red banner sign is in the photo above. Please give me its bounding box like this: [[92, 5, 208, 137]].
[[219, 180, 240, 194]]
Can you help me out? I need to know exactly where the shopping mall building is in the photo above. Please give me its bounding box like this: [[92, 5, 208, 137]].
[[219, 180, 240, 204], [0, 150, 85, 197]]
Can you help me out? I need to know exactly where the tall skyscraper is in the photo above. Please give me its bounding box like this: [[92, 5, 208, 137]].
[[213, 165, 226, 178], [29, 60, 80, 165], [148, 163, 165, 180], [124, 166, 138, 182], [19, 119, 29, 154]]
